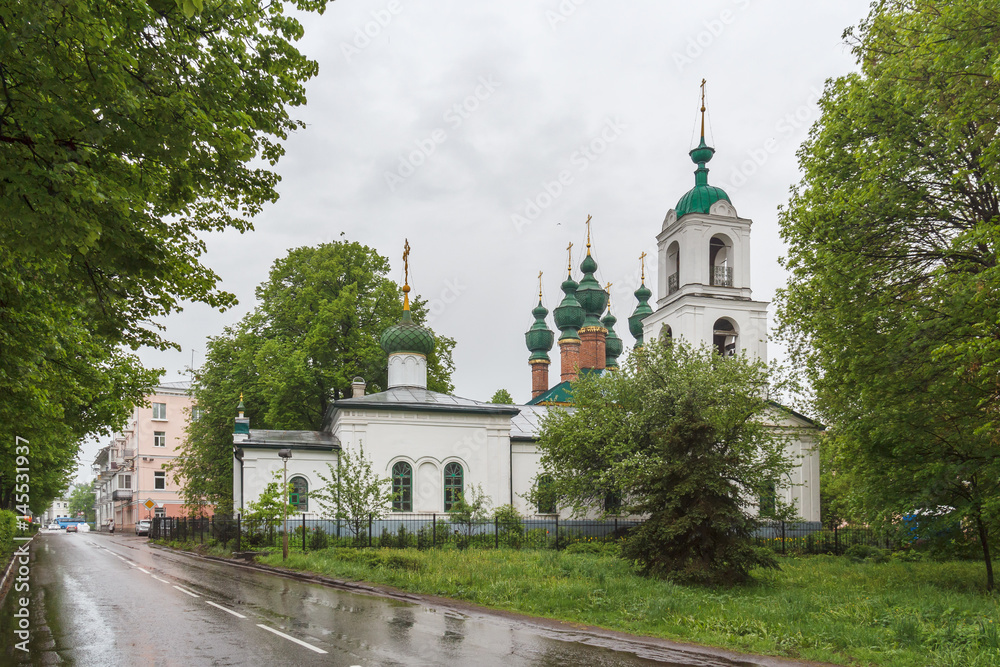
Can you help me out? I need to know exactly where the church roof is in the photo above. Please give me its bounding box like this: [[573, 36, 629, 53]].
[[241, 430, 340, 451], [509, 404, 561, 440], [526, 380, 574, 406], [330, 386, 520, 419]]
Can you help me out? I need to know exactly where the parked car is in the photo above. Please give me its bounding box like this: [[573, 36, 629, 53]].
[[48, 522, 60, 530], [65, 524, 78, 533], [135, 519, 151, 536]]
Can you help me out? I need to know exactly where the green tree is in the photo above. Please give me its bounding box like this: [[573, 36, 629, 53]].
[[536, 339, 795, 585], [449, 484, 491, 543], [0, 0, 331, 511], [777, 0, 1000, 590], [169, 241, 454, 514], [313, 443, 393, 540], [489, 389, 514, 404], [67, 482, 95, 523]]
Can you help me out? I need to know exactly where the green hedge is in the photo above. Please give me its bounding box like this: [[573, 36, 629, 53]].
[[0, 510, 17, 559]]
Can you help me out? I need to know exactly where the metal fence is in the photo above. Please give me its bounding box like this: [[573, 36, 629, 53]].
[[149, 515, 895, 556]]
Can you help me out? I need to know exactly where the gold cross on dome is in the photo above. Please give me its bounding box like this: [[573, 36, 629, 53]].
[[538, 271, 543, 300], [585, 214, 593, 254], [566, 242, 573, 274], [639, 251, 647, 282]]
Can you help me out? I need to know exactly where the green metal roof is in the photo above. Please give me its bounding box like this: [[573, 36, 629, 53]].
[[380, 310, 435, 356], [675, 138, 731, 219]]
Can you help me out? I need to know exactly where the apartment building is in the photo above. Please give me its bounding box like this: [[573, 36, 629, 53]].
[[94, 381, 203, 531]]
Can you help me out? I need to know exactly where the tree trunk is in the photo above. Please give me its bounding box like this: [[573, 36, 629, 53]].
[[974, 512, 994, 592]]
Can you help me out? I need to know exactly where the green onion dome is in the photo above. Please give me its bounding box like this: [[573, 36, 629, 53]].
[[674, 138, 731, 219], [525, 299, 555, 362], [575, 253, 608, 329], [380, 310, 435, 356], [553, 273, 585, 340], [628, 282, 654, 346], [602, 309, 623, 368]]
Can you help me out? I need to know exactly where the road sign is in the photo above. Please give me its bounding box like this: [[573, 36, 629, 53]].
[[143, 498, 155, 510]]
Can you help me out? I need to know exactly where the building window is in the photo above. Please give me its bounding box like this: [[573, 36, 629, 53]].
[[443, 462, 463, 512], [713, 318, 738, 357], [154, 507, 165, 518], [152, 402, 167, 420], [759, 481, 777, 519], [709, 235, 734, 287], [154, 472, 166, 490], [604, 490, 621, 514], [391, 462, 413, 512], [289, 476, 308, 512], [153, 431, 166, 447], [536, 475, 556, 514], [191, 407, 204, 422], [118, 475, 131, 490]]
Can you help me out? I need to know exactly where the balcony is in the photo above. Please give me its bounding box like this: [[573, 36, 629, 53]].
[[711, 266, 733, 287], [668, 272, 679, 295], [112, 489, 133, 501]]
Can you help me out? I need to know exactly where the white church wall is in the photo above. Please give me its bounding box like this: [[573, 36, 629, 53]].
[[237, 446, 337, 517]]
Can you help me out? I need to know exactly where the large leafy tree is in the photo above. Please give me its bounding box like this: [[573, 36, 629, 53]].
[[171, 241, 455, 514], [777, 1, 1000, 589], [0, 0, 331, 510], [536, 340, 795, 586]]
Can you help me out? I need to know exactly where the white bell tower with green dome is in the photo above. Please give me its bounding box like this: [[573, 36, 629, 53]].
[[641, 85, 770, 360]]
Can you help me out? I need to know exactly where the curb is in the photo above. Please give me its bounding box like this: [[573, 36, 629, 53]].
[[0, 534, 34, 607]]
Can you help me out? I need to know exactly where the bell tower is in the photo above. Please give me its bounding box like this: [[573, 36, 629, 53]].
[[640, 82, 769, 360]]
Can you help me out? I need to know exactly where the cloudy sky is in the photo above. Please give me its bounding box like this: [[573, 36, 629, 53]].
[[78, 0, 873, 478]]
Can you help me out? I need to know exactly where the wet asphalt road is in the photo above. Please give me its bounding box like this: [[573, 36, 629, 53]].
[[1, 531, 787, 667]]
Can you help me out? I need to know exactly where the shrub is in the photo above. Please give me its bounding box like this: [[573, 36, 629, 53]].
[[845, 544, 890, 563], [309, 527, 330, 551], [564, 540, 620, 556]]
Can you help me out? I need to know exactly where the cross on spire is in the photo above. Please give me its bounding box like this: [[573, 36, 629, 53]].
[[700, 78, 707, 140], [639, 251, 647, 282], [402, 238, 412, 311], [538, 271, 543, 300], [566, 242, 573, 275], [585, 214, 593, 256], [605, 282, 613, 311]]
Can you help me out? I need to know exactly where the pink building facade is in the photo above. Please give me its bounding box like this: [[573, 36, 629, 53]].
[[94, 381, 207, 531]]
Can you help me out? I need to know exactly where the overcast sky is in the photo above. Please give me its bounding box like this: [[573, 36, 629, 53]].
[[78, 0, 873, 481]]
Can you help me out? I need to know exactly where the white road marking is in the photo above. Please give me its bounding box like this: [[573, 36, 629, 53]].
[[206, 601, 247, 619], [173, 585, 201, 598], [137, 567, 151, 574], [256, 624, 328, 654], [125, 561, 138, 567], [152, 576, 170, 584]]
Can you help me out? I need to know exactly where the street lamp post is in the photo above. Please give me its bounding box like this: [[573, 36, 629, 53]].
[[278, 449, 292, 560]]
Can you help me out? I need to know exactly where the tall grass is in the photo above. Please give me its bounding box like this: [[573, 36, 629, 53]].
[[259, 548, 1000, 666]]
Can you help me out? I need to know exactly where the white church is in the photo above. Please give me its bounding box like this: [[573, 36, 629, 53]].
[[232, 118, 822, 523]]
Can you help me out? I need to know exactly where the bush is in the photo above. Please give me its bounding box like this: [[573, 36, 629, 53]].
[[564, 540, 621, 556], [0, 510, 17, 559], [493, 504, 524, 548], [309, 527, 330, 551], [845, 544, 890, 563]]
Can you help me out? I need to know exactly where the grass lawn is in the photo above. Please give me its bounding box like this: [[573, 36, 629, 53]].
[[254, 546, 1000, 666]]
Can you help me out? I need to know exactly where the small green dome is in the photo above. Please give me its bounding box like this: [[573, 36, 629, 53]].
[[675, 138, 731, 219], [628, 282, 654, 346], [525, 299, 555, 362], [553, 274, 585, 339], [380, 310, 435, 356], [602, 310, 623, 367]]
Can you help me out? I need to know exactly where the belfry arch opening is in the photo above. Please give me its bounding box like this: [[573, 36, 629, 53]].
[[660, 324, 673, 343], [713, 318, 738, 356], [709, 235, 733, 287], [666, 241, 680, 294]]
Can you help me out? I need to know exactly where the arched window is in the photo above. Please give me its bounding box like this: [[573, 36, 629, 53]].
[[660, 324, 673, 343], [289, 476, 308, 512], [444, 462, 463, 512], [709, 235, 734, 286], [392, 462, 413, 512], [536, 475, 556, 514], [713, 318, 738, 356], [666, 241, 681, 294]]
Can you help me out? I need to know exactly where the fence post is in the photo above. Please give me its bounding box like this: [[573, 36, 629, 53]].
[[494, 516, 499, 550], [781, 521, 786, 555], [614, 516, 618, 539], [302, 513, 306, 552], [368, 514, 372, 548], [237, 514, 241, 552], [555, 515, 559, 551], [211, 515, 214, 542], [432, 514, 437, 547]]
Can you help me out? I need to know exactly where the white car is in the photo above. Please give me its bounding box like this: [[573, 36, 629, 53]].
[[48, 522, 59, 530], [135, 519, 151, 536]]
